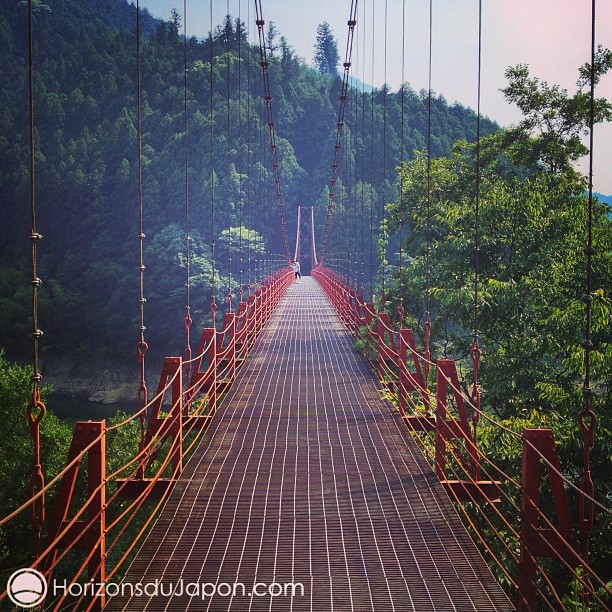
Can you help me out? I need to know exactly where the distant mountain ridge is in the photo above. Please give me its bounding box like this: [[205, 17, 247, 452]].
[[595, 192, 612, 205]]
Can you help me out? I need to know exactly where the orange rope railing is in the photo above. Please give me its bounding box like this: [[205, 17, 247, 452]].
[[312, 264, 612, 611], [0, 268, 293, 611]]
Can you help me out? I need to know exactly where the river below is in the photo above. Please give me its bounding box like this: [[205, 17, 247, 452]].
[[46, 393, 134, 426]]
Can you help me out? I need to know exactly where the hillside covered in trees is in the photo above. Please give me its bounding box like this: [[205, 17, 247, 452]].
[[0, 0, 497, 363]]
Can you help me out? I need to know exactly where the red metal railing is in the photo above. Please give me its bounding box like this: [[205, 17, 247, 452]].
[[0, 269, 293, 611], [312, 263, 611, 611]]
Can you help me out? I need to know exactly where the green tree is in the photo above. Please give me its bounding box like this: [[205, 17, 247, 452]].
[[0, 352, 72, 577], [313, 21, 339, 75], [500, 46, 612, 173]]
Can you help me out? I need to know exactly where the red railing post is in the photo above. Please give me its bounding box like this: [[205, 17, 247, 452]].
[[222, 312, 237, 383], [85, 421, 105, 612], [255, 288, 263, 338], [41, 420, 106, 610], [206, 328, 217, 413], [399, 328, 429, 412], [518, 428, 578, 611]]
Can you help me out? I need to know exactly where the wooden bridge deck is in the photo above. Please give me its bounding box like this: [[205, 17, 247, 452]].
[[107, 277, 513, 611]]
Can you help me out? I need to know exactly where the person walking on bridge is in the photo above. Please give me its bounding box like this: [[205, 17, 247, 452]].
[[292, 260, 301, 283]]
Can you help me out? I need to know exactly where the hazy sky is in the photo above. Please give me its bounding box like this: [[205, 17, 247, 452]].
[[140, 0, 612, 194]]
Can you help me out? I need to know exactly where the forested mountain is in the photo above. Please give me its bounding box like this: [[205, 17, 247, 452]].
[[0, 0, 497, 362]]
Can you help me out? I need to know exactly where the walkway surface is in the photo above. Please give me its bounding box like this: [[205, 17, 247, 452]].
[[107, 277, 513, 611]]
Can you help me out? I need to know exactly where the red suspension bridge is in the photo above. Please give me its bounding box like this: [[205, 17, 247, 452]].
[[1, 0, 610, 610]]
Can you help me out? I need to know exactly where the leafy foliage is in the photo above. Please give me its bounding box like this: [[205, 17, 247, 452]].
[[0, 351, 72, 576]]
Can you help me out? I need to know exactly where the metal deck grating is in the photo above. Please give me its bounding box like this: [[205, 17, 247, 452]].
[[106, 277, 513, 611]]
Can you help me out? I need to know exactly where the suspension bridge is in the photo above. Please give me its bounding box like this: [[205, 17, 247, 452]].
[[1, 0, 610, 611]]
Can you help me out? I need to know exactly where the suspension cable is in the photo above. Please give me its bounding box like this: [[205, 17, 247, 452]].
[[311, 206, 318, 267], [135, 0, 149, 451], [398, 0, 406, 326], [317, 0, 358, 265], [294, 206, 301, 262], [423, 0, 433, 382], [359, 0, 366, 295], [246, 0, 252, 293], [369, 0, 375, 301], [579, 0, 598, 572], [238, 0, 244, 302], [209, 0, 217, 325], [183, 0, 192, 377], [254, 0, 291, 263], [226, 2, 233, 312], [470, 0, 483, 458], [26, 0, 46, 557], [352, 21, 359, 290], [380, 0, 388, 308]]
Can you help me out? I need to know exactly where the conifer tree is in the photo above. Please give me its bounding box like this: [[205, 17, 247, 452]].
[[313, 22, 339, 75]]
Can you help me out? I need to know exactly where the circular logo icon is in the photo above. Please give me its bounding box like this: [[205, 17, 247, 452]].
[[7, 568, 47, 608]]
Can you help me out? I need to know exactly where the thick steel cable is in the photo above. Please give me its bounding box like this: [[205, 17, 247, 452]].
[[369, 0, 374, 301], [210, 0, 217, 325], [398, 0, 406, 325], [294, 205, 301, 262], [183, 0, 193, 377], [311, 206, 318, 266], [469, 0, 483, 468], [380, 0, 388, 306], [317, 0, 358, 264], [254, 0, 291, 263], [423, 0, 433, 382], [226, 0, 233, 312], [25, 0, 46, 557], [578, 0, 598, 568], [359, 0, 366, 294], [135, 0, 149, 470], [237, 0, 244, 301], [472, 0, 482, 354], [246, 0, 252, 293], [351, 29, 358, 289]]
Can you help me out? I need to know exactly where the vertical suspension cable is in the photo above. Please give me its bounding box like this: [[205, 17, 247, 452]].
[[470, 0, 483, 471], [352, 33, 358, 291], [380, 0, 388, 308], [317, 0, 358, 265], [423, 0, 433, 381], [26, 0, 46, 556], [579, 0, 598, 575], [398, 0, 406, 326], [369, 0, 375, 302], [183, 0, 192, 377], [294, 206, 301, 263], [246, 0, 252, 293], [360, 0, 366, 295], [135, 0, 149, 448], [237, 0, 244, 302], [226, 2, 233, 312], [209, 0, 217, 325], [311, 206, 318, 267], [256, 68, 262, 283], [254, 0, 292, 264]]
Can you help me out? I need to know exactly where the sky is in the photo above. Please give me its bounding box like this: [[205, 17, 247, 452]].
[[140, 0, 612, 195]]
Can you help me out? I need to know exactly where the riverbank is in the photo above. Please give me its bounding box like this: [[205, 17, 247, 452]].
[[41, 356, 159, 405]]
